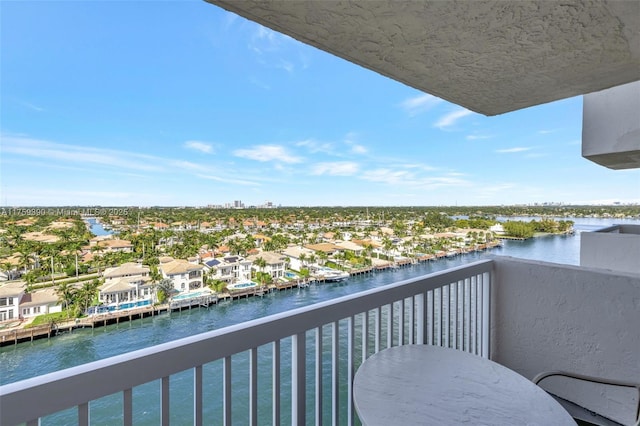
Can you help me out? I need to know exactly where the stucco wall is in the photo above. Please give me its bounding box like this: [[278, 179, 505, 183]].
[[490, 256, 640, 424], [581, 225, 640, 274], [582, 80, 640, 169]]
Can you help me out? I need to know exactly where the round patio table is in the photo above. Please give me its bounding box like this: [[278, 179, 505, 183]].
[[353, 344, 576, 426]]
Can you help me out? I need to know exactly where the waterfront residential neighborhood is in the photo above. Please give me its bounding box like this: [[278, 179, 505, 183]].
[[1, 204, 631, 344]]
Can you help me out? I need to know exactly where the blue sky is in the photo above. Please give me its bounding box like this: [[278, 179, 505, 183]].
[[1, 1, 638, 207]]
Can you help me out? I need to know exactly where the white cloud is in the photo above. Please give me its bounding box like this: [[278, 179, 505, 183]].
[[172, 160, 208, 172], [399, 94, 443, 116], [2, 135, 163, 172], [311, 162, 359, 176], [361, 168, 412, 185], [361, 167, 469, 189], [233, 144, 303, 163], [184, 140, 214, 154], [20, 101, 45, 112], [351, 144, 367, 154], [296, 139, 334, 154], [466, 134, 492, 141], [496, 147, 533, 153], [197, 174, 260, 186], [434, 108, 474, 129]]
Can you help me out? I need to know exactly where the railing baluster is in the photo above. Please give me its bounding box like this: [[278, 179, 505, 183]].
[[399, 298, 405, 346], [464, 278, 470, 353], [482, 271, 491, 359], [347, 316, 354, 426], [387, 303, 394, 348], [194, 366, 203, 426], [362, 310, 369, 361], [292, 332, 306, 426], [436, 288, 442, 346], [249, 348, 258, 426], [332, 321, 339, 426], [273, 340, 281, 426], [409, 296, 415, 344], [161, 376, 170, 426], [224, 356, 232, 426], [475, 275, 481, 355], [416, 292, 425, 345], [78, 402, 89, 426], [456, 280, 462, 350], [315, 327, 322, 426], [440, 285, 449, 347], [374, 307, 381, 353], [124, 388, 133, 426], [427, 290, 434, 345]]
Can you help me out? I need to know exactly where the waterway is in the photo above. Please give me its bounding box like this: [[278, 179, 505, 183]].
[[1, 217, 638, 424], [85, 217, 114, 236]]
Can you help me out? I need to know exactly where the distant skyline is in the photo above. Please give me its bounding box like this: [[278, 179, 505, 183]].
[[1, 1, 639, 207]]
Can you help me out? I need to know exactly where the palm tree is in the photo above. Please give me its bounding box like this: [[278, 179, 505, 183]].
[[156, 278, 174, 304], [253, 256, 267, 287], [56, 281, 76, 318]]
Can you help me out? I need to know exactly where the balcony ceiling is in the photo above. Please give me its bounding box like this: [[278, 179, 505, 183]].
[[207, 0, 639, 116]]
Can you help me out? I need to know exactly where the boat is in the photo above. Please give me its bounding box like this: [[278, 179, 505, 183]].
[[315, 267, 350, 282]]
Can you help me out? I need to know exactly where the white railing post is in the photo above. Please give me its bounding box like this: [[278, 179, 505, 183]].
[[223, 356, 232, 426], [161, 376, 170, 426], [416, 292, 425, 345], [332, 321, 339, 425], [292, 332, 306, 425], [194, 366, 203, 426], [481, 271, 491, 359], [272, 341, 281, 426], [315, 327, 322, 426]]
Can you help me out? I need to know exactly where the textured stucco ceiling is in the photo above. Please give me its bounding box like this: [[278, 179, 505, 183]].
[[207, 0, 639, 116]]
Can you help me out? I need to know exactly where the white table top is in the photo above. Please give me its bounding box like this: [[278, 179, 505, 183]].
[[353, 345, 576, 426]]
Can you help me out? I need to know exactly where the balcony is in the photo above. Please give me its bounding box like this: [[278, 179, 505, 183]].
[[1, 257, 638, 425]]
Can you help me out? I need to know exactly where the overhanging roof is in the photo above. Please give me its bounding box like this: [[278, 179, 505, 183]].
[[207, 0, 639, 116]]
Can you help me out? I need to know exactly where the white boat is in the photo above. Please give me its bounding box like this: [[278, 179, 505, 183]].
[[316, 267, 350, 282]]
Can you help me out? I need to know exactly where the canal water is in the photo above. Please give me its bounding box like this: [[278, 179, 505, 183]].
[[1, 218, 638, 424]]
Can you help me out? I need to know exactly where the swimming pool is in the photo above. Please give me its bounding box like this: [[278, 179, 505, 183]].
[[90, 299, 152, 314], [227, 281, 257, 290], [284, 271, 298, 279], [172, 290, 211, 301]]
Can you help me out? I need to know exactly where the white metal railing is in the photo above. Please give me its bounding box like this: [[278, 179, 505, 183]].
[[0, 260, 492, 426]]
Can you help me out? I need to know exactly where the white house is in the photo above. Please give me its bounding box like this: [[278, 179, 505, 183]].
[[282, 246, 316, 271], [19, 288, 61, 318], [247, 251, 286, 280], [159, 258, 204, 293], [0, 281, 25, 322], [99, 262, 153, 305], [203, 256, 252, 284]]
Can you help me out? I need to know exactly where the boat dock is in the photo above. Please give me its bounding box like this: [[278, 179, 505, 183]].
[[0, 294, 221, 347]]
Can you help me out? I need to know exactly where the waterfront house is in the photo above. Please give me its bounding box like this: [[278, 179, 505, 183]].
[[282, 246, 316, 271], [203, 256, 252, 285], [304, 242, 339, 256], [246, 251, 287, 280], [159, 257, 205, 292], [99, 263, 153, 305], [88, 238, 134, 254], [19, 288, 61, 319], [1, 2, 638, 426], [0, 281, 25, 322], [334, 240, 365, 257]]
